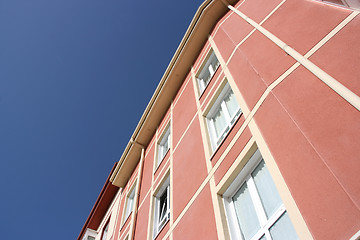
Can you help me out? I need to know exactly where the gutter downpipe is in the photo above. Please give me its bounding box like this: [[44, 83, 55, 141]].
[[128, 139, 145, 240], [226, 4, 360, 112]]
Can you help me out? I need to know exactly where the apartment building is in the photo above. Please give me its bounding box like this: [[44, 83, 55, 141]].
[[78, 0, 360, 239]]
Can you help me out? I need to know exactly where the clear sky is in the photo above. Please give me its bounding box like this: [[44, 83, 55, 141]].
[[0, 0, 203, 239]]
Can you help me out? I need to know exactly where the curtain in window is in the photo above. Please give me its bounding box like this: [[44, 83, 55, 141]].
[[212, 107, 227, 138], [232, 183, 261, 240], [224, 90, 239, 119], [252, 160, 282, 218]]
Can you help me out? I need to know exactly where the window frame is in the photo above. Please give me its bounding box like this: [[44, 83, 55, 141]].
[[223, 150, 298, 240], [196, 50, 220, 95], [206, 82, 242, 151], [101, 218, 110, 240], [123, 183, 136, 224], [153, 176, 170, 238], [156, 125, 171, 169], [318, 0, 360, 10]]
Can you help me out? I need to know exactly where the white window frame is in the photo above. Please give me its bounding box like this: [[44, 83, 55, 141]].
[[156, 125, 171, 169], [196, 50, 220, 94], [223, 150, 298, 240], [101, 219, 110, 240], [318, 0, 360, 10], [206, 82, 241, 151], [153, 176, 170, 238], [82, 229, 97, 240], [123, 184, 136, 224]]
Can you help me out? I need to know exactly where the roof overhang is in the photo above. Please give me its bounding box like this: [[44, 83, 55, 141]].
[[110, 0, 238, 187]]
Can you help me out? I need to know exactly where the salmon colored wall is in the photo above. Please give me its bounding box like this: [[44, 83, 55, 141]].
[[227, 48, 267, 110], [273, 66, 360, 210], [262, 0, 350, 55], [173, 184, 218, 240], [235, 0, 283, 23], [253, 91, 360, 239], [309, 15, 360, 96], [192, 41, 212, 73], [213, 10, 253, 46], [153, 157, 170, 188], [214, 126, 252, 185], [139, 141, 155, 204], [172, 118, 208, 220], [133, 194, 151, 240], [212, 27, 236, 63], [173, 76, 197, 146]]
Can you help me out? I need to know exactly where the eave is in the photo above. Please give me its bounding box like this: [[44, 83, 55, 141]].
[[110, 0, 238, 188]]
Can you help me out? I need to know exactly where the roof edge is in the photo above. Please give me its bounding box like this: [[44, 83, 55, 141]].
[[110, 0, 237, 187]]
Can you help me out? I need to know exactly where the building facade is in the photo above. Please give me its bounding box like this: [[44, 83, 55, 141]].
[[78, 0, 360, 239]]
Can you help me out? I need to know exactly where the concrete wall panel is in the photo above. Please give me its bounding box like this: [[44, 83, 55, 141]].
[[173, 118, 208, 220], [173, 77, 197, 146], [238, 31, 295, 85], [214, 126, 252, 185], [263, 0, 350, 55], [227, 48, 268, 110], [309, 15, 360, 96], [273, 66, 360, 209], [254, 92, 360, 240], [237, 0, 284, 23], [173, 184, 218, 240]]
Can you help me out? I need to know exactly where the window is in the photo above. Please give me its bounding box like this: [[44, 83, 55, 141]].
[[157, 126, 170, 168], [223, 150, 299, 240], [206, 82, 241, 150], [101, 220, 109, 240], [196, 50, 220, 94], [123, 185, 136, 223], [153, 177, 170, 238], [319, 0, 360, 10]]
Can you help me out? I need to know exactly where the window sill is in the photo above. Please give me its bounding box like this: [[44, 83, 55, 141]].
[[153, 219, 169, 240]]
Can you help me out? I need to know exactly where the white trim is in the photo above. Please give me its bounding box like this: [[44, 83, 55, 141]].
[[350, 230, 360, 240]]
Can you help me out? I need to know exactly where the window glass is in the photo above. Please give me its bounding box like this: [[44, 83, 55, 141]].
[[252, 160, 282, 218], [124, 186, 135, 221], [223, 150, 299, 240], [197, 51, 220, 94], [102, 223, 109, 240], [224, 90, 240, 120], [270, 212, 299, 240], [207, 82, 241, 150], [158, 187, 169, 229], [232, 182, 261, 240], [157, 126, 170, 167], [153, 177, 170, 238], [212, 107, 227, 138]]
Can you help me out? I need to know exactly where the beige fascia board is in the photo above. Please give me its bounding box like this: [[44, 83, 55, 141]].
[[110, 0, 237, 187]]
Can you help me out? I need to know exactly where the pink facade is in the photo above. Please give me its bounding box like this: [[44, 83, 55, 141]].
[[79, 1, 360, 240]]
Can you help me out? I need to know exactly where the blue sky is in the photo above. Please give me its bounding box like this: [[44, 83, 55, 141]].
[[0, 0, 203, 239]]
